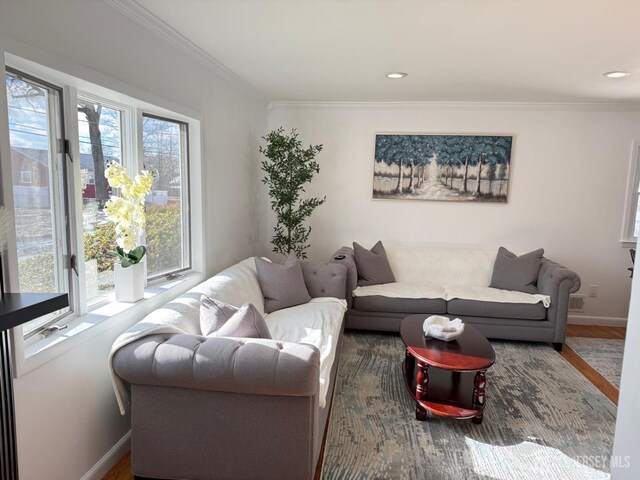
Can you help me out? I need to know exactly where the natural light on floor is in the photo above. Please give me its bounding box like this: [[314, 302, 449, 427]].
[[464, 438, 610, 480]]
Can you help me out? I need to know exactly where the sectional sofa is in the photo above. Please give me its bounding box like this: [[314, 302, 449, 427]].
[[331, 244, 581, 350], [110, 244, 580, 480], [111, 258, 347, 480]]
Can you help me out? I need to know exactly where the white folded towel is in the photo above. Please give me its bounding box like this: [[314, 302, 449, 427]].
[[423, 315, 465, 341]]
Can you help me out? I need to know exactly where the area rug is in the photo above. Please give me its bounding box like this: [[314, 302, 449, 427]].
[[321, 333, 617, 480], [565, 337, 625, 389]]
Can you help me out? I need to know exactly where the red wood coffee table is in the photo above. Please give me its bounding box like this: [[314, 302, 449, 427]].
[[400, 314, 496, 424]]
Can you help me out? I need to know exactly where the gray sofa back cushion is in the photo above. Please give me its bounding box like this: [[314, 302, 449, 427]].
[[255, 256, 312, 313], [353, 241, 396, 286], [300, 261, 348, 299], [200, 297, 271, 338], [489, 247, 544, 294]]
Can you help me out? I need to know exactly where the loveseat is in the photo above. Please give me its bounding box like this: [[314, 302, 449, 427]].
[[331, 244, 581, 350], [111, 258, 347, 480]]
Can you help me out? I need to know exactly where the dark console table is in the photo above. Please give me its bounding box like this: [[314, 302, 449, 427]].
[[0, 293, 69, 479]]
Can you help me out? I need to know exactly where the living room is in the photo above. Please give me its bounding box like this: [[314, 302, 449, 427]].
[[0, 0, 638, 479]]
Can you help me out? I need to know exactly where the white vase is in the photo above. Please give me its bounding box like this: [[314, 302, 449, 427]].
[[114, 262, 145, 303]]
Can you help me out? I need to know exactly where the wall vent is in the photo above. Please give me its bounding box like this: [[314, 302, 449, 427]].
[[568, 294, 586, 313]]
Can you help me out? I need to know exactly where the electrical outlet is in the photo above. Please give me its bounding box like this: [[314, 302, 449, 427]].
[[588, 285, 599, 298]]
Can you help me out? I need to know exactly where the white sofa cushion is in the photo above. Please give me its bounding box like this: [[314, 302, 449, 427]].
[[353, 281, 446, 300], [353, 282, 550, 307], [199, 257, 266, 315], [265, 298, 347, 408], [444, 284, 551, 307], [385, 244, 499, 286]]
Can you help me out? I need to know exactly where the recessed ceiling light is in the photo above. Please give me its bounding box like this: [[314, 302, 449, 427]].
[[603, 71, 630, 78], [386, 72, 407, 79]]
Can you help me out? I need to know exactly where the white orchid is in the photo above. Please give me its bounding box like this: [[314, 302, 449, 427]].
[[104, 162, 154, 266]]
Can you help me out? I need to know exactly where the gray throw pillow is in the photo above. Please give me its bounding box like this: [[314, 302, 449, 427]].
[[489, 247, 544, 294], [299, 261, 348, 299], [353, 241, 396, 286], [200, 297, 271, 338], [254, 256, 312, 313]]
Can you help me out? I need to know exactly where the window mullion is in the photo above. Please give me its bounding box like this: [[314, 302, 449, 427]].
[[181, 124, 191, 270], [64, 85, 87, 315], [133, 106, 147, 251]]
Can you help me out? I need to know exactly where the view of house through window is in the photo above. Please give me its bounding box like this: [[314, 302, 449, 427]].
[[142, 115, 190, 278], [5, 70, 71, 335], [77, 97, 123, 304]]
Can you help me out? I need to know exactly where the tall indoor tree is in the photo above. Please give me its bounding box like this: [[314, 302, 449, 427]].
[[259, 127, 325, 259]]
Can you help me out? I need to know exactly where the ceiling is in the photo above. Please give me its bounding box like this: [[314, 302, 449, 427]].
[[133, 0, 640, 103]]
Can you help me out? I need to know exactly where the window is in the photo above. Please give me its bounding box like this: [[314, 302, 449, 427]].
[[77, 96, 124, 304], [622, 140, 640, 245], [2, 60, 197, 341], [142, 114, 190, 278], [20, 170, 32, 185], [5, 69, 73, 336]]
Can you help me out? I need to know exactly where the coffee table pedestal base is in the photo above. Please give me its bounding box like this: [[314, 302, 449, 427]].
[[403, 350, 488, 424]]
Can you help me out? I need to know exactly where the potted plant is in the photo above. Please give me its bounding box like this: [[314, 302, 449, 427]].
[[259, 127, 325, 259], [104, 162, 153, 302]]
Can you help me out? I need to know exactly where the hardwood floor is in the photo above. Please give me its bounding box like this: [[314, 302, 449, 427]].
[[103, 325, 626, 480], [559, 324, 626, 406], [566, 324, 626, 340], [102, 452, 131, 480]]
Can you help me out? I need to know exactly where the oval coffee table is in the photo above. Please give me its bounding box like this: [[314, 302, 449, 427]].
[[400, 314, 496, 424]]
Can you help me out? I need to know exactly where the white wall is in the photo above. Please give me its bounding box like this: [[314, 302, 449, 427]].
[[611, 237, 640, 478], [0, 0, 267, 478], [267, 103, 640, 321]]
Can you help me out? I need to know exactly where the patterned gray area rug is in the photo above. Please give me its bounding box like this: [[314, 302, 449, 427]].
[[565, 337, 625, 389], [321, 333, 617, 480]]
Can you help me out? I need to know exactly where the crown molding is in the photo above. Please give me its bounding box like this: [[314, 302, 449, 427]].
[[267, 100, 640, 112], [103, 0, 261, 97]]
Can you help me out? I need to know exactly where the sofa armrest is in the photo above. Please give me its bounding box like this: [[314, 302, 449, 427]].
[[113, 334, 320, 397], [537, 258, 581, 343], [330, 246, 357, 308]]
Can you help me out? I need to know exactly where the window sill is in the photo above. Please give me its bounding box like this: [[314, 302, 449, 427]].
[[16, 272, 205, 377], [620, 239, 638, 249]]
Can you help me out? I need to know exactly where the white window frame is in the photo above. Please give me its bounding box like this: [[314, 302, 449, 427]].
[[139, 112, 192, 280], [76, 92, 134, 312], [4, 67, 77, 338], [621, 140, 640, 247], [0, 49, 205, 377]]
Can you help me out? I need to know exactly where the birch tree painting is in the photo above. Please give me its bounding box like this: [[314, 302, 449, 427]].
[[373, 134, 513, 202]]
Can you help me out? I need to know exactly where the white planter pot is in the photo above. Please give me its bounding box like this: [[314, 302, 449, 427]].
[[114, 262, 145, 303]]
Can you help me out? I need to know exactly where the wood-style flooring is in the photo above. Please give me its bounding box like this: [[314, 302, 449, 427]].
[[561, 324, 626, 405], [103, 324, 626, 480]]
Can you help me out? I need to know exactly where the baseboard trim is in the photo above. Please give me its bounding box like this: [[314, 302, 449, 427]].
[[568, 315, 628, 327], [81, 430, 131, 480]]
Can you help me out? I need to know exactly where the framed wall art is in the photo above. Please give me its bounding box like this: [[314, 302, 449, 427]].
[[373, 134, 513, 202]]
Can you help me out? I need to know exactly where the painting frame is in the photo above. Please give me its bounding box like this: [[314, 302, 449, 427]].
[[372, 132, 515, 203]]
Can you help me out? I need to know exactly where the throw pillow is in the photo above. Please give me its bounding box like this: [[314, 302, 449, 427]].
[[254, 256, 312, 313], [299, 260, 348, 299], [353, 240, 396, 286], [200, 296, 238, 334], [489, 247, 545, 294], [200, 297, 271, 338]]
